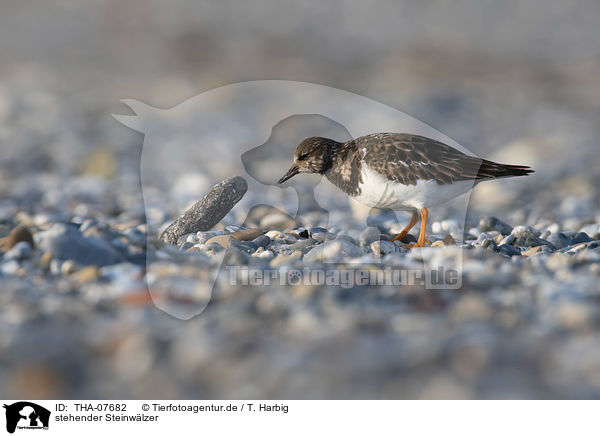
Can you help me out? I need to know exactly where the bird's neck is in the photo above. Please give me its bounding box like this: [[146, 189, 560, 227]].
[[322, 140, 351, 177], [315, 140, 340, 174]]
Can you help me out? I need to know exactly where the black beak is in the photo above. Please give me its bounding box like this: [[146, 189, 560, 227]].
[[277, 164, 300, 184]]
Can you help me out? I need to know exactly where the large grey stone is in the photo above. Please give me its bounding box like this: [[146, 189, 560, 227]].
[[160, 176, 247, 244]]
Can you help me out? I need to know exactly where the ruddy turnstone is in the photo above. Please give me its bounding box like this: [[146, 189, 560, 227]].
[[277, 133, 533, 247]]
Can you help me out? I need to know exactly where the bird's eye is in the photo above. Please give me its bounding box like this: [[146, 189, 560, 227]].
[[298, 153, 309, 161]]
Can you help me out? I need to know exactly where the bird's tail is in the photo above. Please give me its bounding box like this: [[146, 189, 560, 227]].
[[476, 159, 534, 179]]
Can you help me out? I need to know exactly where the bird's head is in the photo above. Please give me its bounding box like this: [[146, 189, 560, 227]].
[[277, 137, 340, 184]]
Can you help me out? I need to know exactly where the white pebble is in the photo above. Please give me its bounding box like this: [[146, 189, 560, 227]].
[[265, 230, 285, 239], [0, 260, 20, 275], [511, 225, 540, 239], [4, 241, 32, 261], [61, 260, 78, 275], [257, 250, 275, 259], [186, 234, 199, 244], [371, 240, 396, 255]]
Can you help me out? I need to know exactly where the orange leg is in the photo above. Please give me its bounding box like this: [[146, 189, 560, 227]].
[[391, 211, 419, 242], [406, 208, 429, 248]]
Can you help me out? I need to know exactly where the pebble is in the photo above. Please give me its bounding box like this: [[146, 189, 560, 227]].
[[270, 251, 302, 267], [312, 231, 335, 243], [3, 241, 32, 261], [205, 234, 232, 248], [49, 258, 63, 275], [579, 223, 600, 239], [511, 225, 540, 239], [479, 216, 513, 235], [6, 226, 35, 250], [231, 228, 264, 241], [79, 218, 99, 234], [359, 227, 389, 246], [265, 230, 285, 239], [260, 213, 296, 230], [73, 266, 100, 284], [35, 223, 121, 266], [497, 244, 521, 257], [467, 227, 481, 238], [160, 176, 248, 244], [224, 249, 250, 265], [180, 242, 195, 251], [523, 245, 553, 256], [197, 231, 224, 244], [40, 252, 53, 268], [443, 235, 456, 245], [203, 242, 225, 253], [1, 260, 21, 275], [370, 240, 397, 255], [61, 260, 78, 275], [185, 233, 199, 244], [336, 235, 359, 245], [493, 234, 504, 244], [100, 263, 144, 292], [571, 232, 592, 245], [256, 250, 275, 259], [303, 239, 363, 262], [124, 228, 146, 246], [498, 234, 515, 246], [432, 219, 461, 235], [284, 238, 319, 252], [285, 228, 309, 239], [476, 233, 495, 244], [481, 238, 497, 251], [400, 234, 417, 244], [546, 232, 570, 249], [567, 243, 590, 254], [517, 236, 553, 248], [251, 235, 271, 248], [308, 226, 328, 236], [224, 225, 247, 233], [230, 240, 259, 254]]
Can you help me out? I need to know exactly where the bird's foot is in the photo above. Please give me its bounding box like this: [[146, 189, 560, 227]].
[[405, 239, 431, 249]]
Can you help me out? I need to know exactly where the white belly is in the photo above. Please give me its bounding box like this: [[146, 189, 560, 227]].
[[352, 165, 475, 209]]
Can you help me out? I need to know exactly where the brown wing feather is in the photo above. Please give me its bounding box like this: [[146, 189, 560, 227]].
[[357, 133, 533, 186]]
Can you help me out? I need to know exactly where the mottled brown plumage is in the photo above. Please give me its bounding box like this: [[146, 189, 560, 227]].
[[278, 133, 533, 195], [347, 133, 533, 187]]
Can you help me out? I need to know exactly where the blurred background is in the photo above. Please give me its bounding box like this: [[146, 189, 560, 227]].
[[1, 0, 600, 399]]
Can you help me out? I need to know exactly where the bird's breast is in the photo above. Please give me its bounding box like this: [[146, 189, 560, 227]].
[[352, 164, 475, 209]]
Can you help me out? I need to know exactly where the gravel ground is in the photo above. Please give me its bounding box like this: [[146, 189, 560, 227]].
[[1, 114, 599, 399], [1, 1, 600, 400]]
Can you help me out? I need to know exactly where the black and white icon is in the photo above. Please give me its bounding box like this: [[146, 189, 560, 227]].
[[3, 402, 50, 434]]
